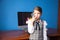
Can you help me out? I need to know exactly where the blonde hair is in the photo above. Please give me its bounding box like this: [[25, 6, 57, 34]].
[[34, 6, 42, 14]]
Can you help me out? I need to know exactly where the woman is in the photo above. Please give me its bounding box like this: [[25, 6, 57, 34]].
[[26, 6, 48, 40]]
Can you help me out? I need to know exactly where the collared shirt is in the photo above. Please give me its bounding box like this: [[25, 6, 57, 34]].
[[27, 20, 47, 40]]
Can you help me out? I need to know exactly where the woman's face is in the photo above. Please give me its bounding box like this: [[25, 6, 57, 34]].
[[33, 10, 41, 20]]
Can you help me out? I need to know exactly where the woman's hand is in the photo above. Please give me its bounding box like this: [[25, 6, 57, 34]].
[[26, 16, 35, 25]]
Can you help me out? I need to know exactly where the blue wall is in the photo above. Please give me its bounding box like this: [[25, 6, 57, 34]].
[[0, 2, 1, 30], [0, 0, 1, 30], [0, 0, 58, 31]]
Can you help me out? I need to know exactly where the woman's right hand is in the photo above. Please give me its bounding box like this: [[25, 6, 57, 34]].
[[26, 16, 35, 25]]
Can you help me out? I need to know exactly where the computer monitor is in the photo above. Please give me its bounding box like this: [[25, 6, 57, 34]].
[[18, 12, 32, 26]]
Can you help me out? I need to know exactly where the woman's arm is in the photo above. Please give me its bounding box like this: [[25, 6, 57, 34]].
[[43, 20, 48, 40], [27, 20, 34, 34], [26, 17, 35, 34]]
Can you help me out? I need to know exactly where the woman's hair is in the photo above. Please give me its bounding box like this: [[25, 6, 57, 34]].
[[34, 6, 42, 14], [31, 6, 42, 17]]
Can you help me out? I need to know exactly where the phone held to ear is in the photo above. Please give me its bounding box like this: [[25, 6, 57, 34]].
[[26, 13, 35, 24]]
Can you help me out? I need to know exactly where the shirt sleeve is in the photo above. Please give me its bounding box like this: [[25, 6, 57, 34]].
[[27, 20, 34, 34], [43, 20, 48, 40]]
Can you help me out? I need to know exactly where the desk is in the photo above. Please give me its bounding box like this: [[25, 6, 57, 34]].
[[0, 28, 60, 40]]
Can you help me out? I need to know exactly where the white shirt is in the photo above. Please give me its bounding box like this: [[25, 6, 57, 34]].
[[27, 20, 48, 40]]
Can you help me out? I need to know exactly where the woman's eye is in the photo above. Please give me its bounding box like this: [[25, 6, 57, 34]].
[[34, 13, 36, 14], [38, 13, 40, 14]]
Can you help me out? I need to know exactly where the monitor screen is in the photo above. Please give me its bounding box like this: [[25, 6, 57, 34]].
[[18, 12, 32, 26]]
